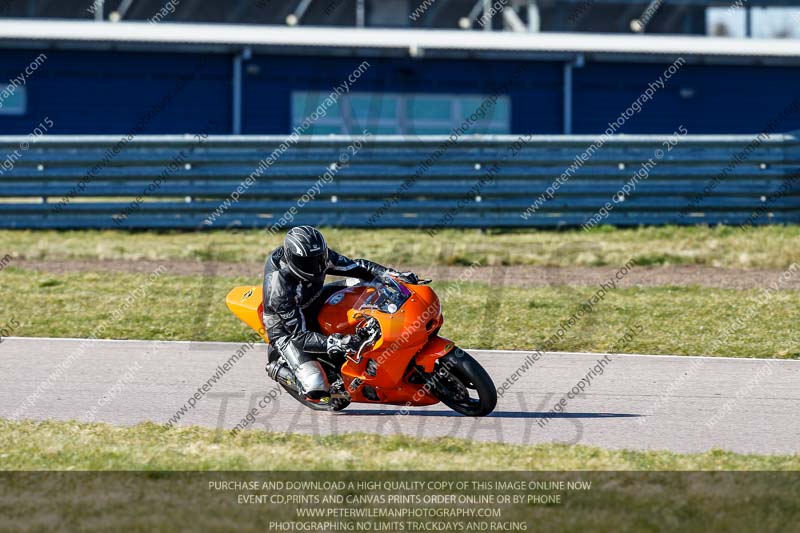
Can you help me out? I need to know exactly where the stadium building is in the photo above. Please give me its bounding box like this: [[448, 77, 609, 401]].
[[1, 18, 800, 136]]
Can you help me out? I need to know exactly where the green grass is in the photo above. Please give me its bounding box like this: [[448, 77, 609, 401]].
[[2, 225, 799, 268], [3, 420, 798, 532], [2, 267, 798, 358], [2, 419, 798, 470]]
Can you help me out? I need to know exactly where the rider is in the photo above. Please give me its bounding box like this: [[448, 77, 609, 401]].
[[263, 226, 417, 402]]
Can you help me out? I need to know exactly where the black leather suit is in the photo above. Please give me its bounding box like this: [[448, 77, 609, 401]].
[[262, 246, 388, 370]]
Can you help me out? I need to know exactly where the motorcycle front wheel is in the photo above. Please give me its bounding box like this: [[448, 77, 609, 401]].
[[430, 348, 497, 417]]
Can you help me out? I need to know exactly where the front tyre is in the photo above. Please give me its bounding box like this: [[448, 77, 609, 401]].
[[430, 348, 497, 417]]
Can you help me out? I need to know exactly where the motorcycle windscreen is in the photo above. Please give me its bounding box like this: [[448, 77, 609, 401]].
[[355, 278, 411, 314]]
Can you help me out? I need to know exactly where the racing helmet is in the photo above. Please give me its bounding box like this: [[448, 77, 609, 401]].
[[283, 226, 329, 281]]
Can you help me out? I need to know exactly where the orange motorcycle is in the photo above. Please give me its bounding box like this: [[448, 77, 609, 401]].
[[226, 276, 496, 416]]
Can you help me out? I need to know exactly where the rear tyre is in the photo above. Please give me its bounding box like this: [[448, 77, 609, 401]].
[[430, 348, 497, 417]]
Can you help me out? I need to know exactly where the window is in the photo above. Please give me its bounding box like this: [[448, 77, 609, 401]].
[[0, 86, 26, 115], [291, 91, 510, 135]]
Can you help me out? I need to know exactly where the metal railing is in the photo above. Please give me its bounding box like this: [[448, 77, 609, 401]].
[[0, 134, 798, 229]]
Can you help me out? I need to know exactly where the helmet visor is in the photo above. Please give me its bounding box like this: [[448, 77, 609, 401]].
[[291, 251, 328, 278]]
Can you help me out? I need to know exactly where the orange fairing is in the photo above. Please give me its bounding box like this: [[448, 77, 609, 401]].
[[414, 336, 455, 373], [316, 285, 371, 335], [225, 286, 269, 342], [316, 281, 449, 406], [226, 279, 456, 408]]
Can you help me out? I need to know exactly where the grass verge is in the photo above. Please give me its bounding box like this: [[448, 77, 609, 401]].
[[1, 267, 798, 357], [2, 419, 798, 470], [2, 225, 799, 268], [4, 421, 799, 531]]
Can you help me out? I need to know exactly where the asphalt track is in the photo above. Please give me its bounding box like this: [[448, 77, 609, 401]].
[[2, 337, 798, 454]]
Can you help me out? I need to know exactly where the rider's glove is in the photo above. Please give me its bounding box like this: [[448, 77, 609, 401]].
[[383, 270, 419, 284], [326, 333, 357, 357]]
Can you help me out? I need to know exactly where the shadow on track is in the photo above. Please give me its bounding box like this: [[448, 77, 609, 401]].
[[338, 410, 641, 419]]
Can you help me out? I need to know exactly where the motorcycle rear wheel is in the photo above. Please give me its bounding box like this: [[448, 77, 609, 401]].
[[431, 348, 497, 417]]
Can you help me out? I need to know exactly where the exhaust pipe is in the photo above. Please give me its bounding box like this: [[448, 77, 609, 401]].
[[266, 360, 300, 392]]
